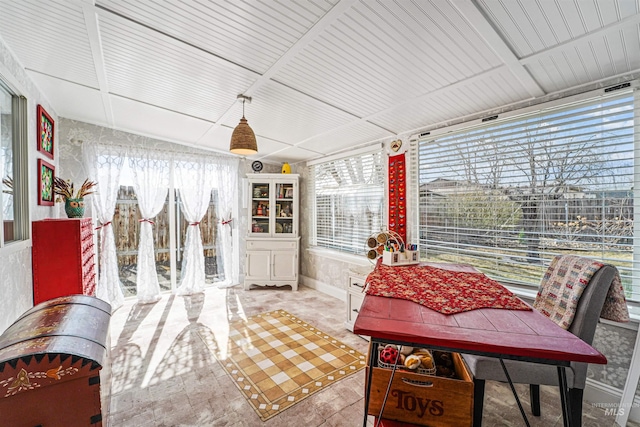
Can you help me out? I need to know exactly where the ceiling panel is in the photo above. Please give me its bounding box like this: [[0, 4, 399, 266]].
[[273, 0, 503, 118], [28, 72, 108, 127], [98, 11, 258, 122], [296, 120, 393, 157], [0, 0, 638, 164], [98, 0, 338, 74], [0, 0, 98, 87], [199, 125, 318, 163], [477, 0, 640, 57], [258, 144, 322, 164], [110, 95, 215, 148], [193, 125, 235, 154], [370, 67, 532, 132], [523, 24, 640, 93], [220, 80, 362, 145]]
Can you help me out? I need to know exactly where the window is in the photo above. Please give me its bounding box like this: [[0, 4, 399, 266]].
[[311, 149, 385, 254], [0, 80, 27, 246], [418, 89, 639, 301]]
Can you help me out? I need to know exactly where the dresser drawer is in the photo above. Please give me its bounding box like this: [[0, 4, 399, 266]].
[[247, 240, 298, 250], [348, 275, 367, 292], [347, 291, 365, 324]]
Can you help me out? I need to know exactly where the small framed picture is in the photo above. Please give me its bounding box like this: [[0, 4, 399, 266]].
[[37, 159, 55, 206], [284, 187, 293, 198], [37, 105, 55, 159]]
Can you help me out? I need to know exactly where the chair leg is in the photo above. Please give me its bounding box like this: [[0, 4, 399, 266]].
[[529, 384, 541, 416], [473, 378, 485, 427], [568, 388, 583, 427]]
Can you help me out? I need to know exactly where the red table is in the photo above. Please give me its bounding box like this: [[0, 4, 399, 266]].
[[354, 293, 607, 427]]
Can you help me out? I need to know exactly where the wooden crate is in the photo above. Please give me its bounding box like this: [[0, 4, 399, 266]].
[[367, 346, 473, 427], [373, 417, 425, 426]]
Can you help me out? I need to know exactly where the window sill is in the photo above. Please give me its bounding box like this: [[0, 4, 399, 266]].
[[306, 247, 372, 267], [0, 239, 30, 256]]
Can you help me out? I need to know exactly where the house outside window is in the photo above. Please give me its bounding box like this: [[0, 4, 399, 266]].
[[418, 88, 639, 301]]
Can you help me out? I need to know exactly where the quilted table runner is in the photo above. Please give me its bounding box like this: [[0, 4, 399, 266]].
[[365, 262, 531, 314]]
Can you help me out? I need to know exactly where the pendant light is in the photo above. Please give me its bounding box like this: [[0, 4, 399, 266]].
[[229, 94, 258, 155]]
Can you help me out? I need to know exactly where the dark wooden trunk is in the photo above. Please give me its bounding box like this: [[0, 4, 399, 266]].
[[0, 295, 111, 426]]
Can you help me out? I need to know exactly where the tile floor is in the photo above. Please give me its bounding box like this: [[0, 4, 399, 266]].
[[107, 285, 637, 427]]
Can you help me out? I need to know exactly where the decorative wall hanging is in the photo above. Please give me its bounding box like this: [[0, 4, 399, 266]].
[[388, 153, 406, 243], [37, 105, 55, 159], [390, 139, 402, 152], [37, 159, 55, 206]]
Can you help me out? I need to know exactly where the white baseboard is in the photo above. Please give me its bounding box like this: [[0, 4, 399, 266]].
[[299, 275, 346, 301], [584, 378, 640, 423]]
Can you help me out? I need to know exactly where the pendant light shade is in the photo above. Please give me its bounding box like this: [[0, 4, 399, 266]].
[[230, 95, 258, 155]]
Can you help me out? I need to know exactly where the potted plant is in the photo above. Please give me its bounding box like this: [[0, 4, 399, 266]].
[[53, 177, 97, 218]]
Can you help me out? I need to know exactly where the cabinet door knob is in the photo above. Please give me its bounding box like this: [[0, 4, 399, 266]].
[[352, 282, 364, 288], [352, 308, 359, 313]]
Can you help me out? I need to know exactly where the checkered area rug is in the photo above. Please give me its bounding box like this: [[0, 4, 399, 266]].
[[198, 309, 366, 421]]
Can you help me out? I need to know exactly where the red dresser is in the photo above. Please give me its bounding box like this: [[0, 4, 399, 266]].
[[0, 295, 111, 426], [32, 218, 96, 305]]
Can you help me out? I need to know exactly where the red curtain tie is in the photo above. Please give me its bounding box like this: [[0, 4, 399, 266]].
[[189, 222, 200, 226], [95, 221, 112, 230], [139, 218, 155, 225], [222, 219, 233, 225]]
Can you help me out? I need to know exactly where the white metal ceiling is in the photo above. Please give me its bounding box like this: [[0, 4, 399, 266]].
[[0, 0, 638, 164]]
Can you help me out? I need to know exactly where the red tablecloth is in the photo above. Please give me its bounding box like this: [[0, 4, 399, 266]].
[[365, 262, 531, 314]]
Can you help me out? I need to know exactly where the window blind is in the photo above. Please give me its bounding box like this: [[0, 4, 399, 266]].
[[311, 151, 385, 254], [418, 90, 639, 301]]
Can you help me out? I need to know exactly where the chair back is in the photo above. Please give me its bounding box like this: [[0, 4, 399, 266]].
[[535, 256, 616, 344], [566, 264, 616, 344]]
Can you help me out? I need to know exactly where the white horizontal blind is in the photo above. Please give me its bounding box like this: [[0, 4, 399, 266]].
[[312, 151, 385, 254], [418, 91, 639, 301]]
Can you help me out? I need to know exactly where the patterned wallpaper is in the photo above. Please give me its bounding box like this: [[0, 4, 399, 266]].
[[297, 164, 374, 292]]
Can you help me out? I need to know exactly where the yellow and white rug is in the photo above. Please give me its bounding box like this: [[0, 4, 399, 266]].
[[199, 309, 366, 421]]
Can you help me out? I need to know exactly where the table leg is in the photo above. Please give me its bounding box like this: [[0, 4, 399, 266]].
[[557, 366, 572, 427], [499, 359, 531, 427], [363, 341, 377, 427]]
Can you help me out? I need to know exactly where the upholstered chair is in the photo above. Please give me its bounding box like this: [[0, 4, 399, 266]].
[[462, 260, 618, 427]]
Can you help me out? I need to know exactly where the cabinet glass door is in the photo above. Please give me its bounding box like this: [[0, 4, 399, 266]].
[[275, 182, 294, 235], [250, 182, 270, 234]]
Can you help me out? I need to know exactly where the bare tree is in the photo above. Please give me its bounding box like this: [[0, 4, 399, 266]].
[[505, 130, 606, 261]]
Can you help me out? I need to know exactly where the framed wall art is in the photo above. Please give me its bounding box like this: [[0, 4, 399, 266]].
[[37, 104, 54, 159], [37, 159, 55, 206]]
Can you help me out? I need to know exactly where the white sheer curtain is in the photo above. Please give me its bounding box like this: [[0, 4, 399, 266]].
[[213, 156, 239, 287], [83, 142, 126, 311], [129, 148, 170, 303], [174, 158, 214, 295]]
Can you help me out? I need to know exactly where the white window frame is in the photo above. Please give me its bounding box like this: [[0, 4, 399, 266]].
[[416, 83, 639, 301], [0, 77, 28, 250], [308, 146, 385, 255]]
